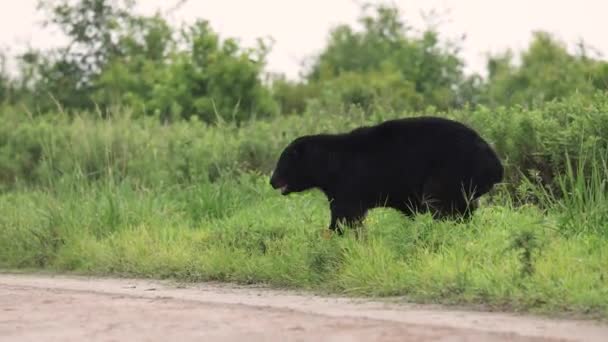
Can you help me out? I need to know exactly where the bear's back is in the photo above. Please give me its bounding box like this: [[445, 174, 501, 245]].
[[342, 116, 482, 155]]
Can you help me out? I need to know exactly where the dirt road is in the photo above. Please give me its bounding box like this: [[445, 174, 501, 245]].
[[1, 274, 606, 341]]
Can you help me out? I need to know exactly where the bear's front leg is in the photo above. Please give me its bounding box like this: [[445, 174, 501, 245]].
[[328, 200, 367, 234]]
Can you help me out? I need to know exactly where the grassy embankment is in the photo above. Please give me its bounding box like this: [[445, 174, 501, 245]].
[[1, 95, 607, 318]]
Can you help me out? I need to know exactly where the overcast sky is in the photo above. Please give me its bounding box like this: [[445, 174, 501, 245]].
[[1, 0, 607, 79]]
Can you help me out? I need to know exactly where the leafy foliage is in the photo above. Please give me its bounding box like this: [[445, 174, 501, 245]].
[[1, 1, 606, 118], [481, 32, 608, 106], [7, 0, 277, 122], [94, 18, 278, 122], [303, 4, 465, 112]]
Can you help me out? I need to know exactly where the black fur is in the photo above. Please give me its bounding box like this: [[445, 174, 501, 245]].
[[270, 116, 504, 232]]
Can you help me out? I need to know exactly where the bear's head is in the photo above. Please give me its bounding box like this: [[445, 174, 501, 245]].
[[270, 137, 318, 195]]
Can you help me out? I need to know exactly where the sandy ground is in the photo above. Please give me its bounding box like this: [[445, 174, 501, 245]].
[[0, 273, 607, 341]]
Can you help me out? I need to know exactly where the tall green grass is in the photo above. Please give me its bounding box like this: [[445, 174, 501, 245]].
[[1, 93, 607, 318], [1, 175, 606, 316], [3, 92, 608, 191], [524, 150, 608, 236]]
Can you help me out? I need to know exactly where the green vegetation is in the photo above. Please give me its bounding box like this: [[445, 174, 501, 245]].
[[2, 94, 608, 317], [1, 0, 607, 318], [3, 2, 608, 117]]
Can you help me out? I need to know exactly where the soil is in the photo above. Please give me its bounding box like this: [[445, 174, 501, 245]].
[[1, 273, 607, 341]]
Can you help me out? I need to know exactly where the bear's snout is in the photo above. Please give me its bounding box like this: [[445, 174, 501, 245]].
[[269, 174, 289, 195], [269, 174, 282, 188]]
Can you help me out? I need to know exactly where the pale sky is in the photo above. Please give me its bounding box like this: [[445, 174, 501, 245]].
[[1, 0, 607, 79]]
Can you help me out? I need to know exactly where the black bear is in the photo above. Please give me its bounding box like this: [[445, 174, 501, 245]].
[[270, 116, 503, 232]]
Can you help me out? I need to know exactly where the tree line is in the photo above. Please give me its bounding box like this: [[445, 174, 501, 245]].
[[1, 0, 607, 122]]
